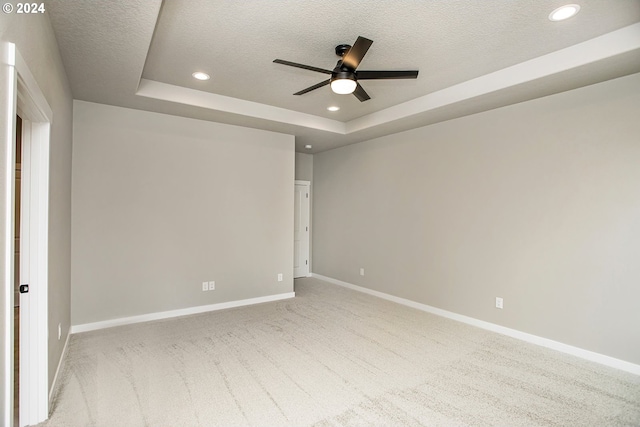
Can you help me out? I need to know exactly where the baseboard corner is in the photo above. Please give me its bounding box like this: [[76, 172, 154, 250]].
[[49, 330, 71, 404]]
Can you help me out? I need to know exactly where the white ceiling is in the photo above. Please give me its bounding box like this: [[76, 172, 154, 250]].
[[46, 0, 640, 153]]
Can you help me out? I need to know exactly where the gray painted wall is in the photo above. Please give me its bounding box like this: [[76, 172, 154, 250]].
[[313, 73, 640, 365], [0, 11, 73, 400], [295, 152, 313, 181], [71, 101, 295, 325]]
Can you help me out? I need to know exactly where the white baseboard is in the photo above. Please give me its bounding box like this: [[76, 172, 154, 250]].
[[311, 273, 640, 376], [70, 292, 296, 334], [49, 330, 71, 403]]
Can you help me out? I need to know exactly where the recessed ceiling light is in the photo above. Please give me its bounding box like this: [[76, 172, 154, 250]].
[[327, 106, 340, 112], [549, 4, 580, 21], [192, 72, 210, 81], [305, 145, 312, 149]]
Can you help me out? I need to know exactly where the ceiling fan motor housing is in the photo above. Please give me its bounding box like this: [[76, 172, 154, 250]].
[[335, 44, 352, 57], [332, 69, 355, 82]]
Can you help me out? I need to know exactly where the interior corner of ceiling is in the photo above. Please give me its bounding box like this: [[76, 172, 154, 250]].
[[135, 0, 165, 94], [135, 78, 150, 95]]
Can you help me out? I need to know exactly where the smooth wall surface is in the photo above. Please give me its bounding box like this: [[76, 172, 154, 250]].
[[72, 101, 294, 325], [0, 11, 73, 392], [313, 73, 640, 365], [295, 152, 313, 181]]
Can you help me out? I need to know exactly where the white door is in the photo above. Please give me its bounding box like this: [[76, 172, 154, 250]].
[[294, 181, 310, 278], [19, 115, 50, 427], [2, 42, 51, 426]]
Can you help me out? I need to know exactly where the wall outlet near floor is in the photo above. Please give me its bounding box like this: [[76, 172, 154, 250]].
[[277, 273, 283, 282], [360, 268, 365, 276], [202, 281, 209, 291], [58, 323, 61, 340], [208, 281, 215, 291], [495, 297, 504, 309]]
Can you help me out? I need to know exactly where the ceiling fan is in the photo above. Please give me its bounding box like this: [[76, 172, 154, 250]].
[[274, 36, 419, 102]]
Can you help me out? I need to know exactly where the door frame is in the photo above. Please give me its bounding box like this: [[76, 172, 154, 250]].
[[1, 42, 51, 426], [294, 180, 311, 278]]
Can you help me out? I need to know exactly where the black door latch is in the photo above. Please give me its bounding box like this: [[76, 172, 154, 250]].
[[19, 284, 29, 293]]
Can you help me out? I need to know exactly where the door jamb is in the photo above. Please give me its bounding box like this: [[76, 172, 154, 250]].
[[294, 180, 311, 278], [1, 41, 52, 427]]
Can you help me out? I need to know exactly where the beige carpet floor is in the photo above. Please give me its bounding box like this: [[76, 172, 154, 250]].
[[39, 277, 640, 426]]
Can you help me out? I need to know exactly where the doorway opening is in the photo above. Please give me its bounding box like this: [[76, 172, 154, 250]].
[[16, 72, 51, 427], [294, 180, 311, 278], [2, 42, 52, 427]]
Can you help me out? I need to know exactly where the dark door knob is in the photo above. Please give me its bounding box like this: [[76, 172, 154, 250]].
[[19, 284, 29, 293]]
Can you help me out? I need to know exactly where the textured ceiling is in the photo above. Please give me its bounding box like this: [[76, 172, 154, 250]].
[[45, 0, 640, 152]]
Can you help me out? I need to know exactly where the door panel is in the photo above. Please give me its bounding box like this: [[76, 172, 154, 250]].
[[294, 183, 310, 278]]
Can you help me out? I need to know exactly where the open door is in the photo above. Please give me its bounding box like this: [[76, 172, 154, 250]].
[[1, 41, 51, 427], [19, 113, 51, 427]]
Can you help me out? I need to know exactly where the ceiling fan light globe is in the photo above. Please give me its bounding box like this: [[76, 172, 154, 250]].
[[331, 78, 357, 94]]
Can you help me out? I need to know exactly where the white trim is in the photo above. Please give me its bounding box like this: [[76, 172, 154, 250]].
[[15, 51, 53, 122], [2, 41, 52, 427], [71, 292, 296, 334], [1, 41, 18, 427], [294, 180, 310, 185], [48, 331, 70, 404], [311, 273, 640, 376]]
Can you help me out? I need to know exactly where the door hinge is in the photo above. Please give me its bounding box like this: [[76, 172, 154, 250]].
[[306, 260, 308, 265], [306, 193, 308, 198], [306, 226, 308, 231], [19, 284, 29, 293]]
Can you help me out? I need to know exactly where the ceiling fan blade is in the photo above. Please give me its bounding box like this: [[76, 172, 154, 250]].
[[353, 83, 370, 102], [273, 59, 332, 75], [341, 36, 373, 70], [293, 79, 331, 95], [357, 70, 419, 80]]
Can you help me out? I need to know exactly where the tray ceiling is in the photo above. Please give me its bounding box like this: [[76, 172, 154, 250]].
[[46, 0, 640, 152]]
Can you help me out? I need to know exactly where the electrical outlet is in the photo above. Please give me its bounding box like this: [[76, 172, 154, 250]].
[[202, 281, 209, 291], [58, 323, 61, 340], [496, 297, 504, 309], [209, 281, 215, 291], [360, 268, 365, 276], [277, 273, 283, 282]]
